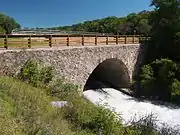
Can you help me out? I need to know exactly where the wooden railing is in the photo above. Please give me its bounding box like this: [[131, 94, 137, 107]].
[[0, 34, 149, 49]]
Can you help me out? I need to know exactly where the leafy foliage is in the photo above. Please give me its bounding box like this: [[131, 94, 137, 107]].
[[145, 0, 180, 63], [18, 59, 54, 87], [48, 78, 79, 100], [139, 64, 155, 97], [0, 26, 5, 34], [139, 59, 180, 101], [0, 13, 20, 34], [62, 98, 122, 135], [135, 0, 180, 104], [18, 59, 79, 100], [171, 79, 180, 103], [50, 11, 151, 35]]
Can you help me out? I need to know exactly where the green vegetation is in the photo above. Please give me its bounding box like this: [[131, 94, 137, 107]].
[[0, 59, 178, 135], [138, 59, 180, 102], [0, 76, 75, 135], [18, 59, 54, 87], [0, 12, 20, 34], [17, 59, 79, 100], [135, 0, 180, 104], [50, 11, 151, 35], [0, 26, 6, 34]]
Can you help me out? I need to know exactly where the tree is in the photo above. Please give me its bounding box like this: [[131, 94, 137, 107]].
[[137, 19, 151, 36], [136, 0, 180, 103], [147, 0, 180, 63], [0, 26, 5, 34], [0, 13, 20, 34], [52, 11, 152, 35], [118, 22, 134, 35]]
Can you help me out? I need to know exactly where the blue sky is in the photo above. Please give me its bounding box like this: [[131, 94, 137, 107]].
[[0, 0, 153, 28]]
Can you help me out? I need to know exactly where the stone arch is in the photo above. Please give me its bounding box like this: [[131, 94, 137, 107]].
[[83, 58, 131, 91]]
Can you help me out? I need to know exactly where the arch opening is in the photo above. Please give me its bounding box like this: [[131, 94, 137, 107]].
[[83, 58, 131, 91]]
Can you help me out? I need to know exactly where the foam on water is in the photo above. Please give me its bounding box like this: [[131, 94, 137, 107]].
[[83, 88, 180, 129]]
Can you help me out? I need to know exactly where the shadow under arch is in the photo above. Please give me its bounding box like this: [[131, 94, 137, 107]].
[[83, 58, 131, 91]]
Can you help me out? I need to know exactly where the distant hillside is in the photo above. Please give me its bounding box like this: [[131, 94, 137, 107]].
[[51, 10, 152, 35]]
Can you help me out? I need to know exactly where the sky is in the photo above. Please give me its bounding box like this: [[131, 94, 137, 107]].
[[0, 0, 153, 28]]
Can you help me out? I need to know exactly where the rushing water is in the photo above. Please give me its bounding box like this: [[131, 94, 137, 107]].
[[83, 88, 180, 130]]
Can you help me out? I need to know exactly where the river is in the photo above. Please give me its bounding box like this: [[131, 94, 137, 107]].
[[83, 88, 180, 130]]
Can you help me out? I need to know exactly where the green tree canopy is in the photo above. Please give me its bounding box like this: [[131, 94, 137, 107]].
[[51, 11, 152, 35], [0, 26, 5, 34], [136, 0, 180, 103], [0, 13, 20, 34], [146, 0, 180, 63]]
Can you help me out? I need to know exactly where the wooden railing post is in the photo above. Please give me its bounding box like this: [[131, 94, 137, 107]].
[[116, 35, 118, 44], [133, 35, 135, 43], [28, 35, 31, 48], [4, 35, 8, 49], [106, 36, 108, 45], [95, 35, 97, 45], [67, 35, 69, 46], [82, 35, 84, 46], [125, 35, 127, 44], [139, 35, 141, 43], [49, 35, 52, 47]]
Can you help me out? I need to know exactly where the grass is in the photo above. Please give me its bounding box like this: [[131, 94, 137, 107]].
[[0, 76, 94, 135]]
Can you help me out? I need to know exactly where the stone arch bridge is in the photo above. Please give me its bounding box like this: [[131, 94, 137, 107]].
[[0, 44, 143, 90]]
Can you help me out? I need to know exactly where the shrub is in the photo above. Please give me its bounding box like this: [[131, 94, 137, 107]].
[[151, 59, 179, 101], [171, 79, 180, 103], [18, 59, 53, 87], [138, 58, 180, 102], [129, 114, 158, 135], [61, 96, 125, 135], [175, 32, 180, 45], [48, 78, 79, 100], [40, 66, 54, 84], [157, 124, 180, 135], [151, 59, 178, 81], [139, 64, 155, 97], [127, 114, 180, 135], [18, 59, 79, 100]]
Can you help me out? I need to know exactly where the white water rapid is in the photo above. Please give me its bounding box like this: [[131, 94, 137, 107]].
[[83, 88, 180, 130]]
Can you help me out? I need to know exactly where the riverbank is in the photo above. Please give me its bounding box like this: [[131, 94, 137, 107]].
[[1, 75, 178, 134]]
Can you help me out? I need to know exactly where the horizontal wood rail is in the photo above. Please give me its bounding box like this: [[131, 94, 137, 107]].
[[0, 34, 150, 49]]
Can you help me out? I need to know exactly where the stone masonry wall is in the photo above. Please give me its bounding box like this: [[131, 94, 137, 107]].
[[0, 44, 140, 87]]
